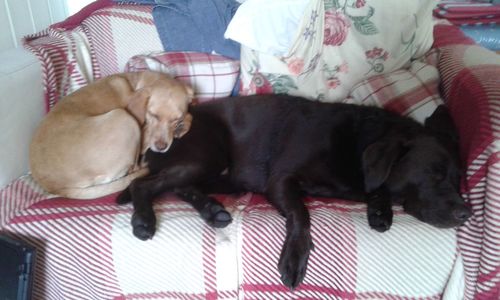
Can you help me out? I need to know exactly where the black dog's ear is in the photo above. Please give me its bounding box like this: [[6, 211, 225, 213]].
[[362, 139, 402, 193], [424, 105, 460, 160]]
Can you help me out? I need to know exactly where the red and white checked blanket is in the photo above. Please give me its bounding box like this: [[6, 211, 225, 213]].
[[0, 176, 462, 299]]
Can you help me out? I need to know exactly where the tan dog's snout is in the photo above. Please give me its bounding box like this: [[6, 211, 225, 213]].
[[153, 141, 169, 153], [147, 112, 193, 153], [125, 72, 194, 154]]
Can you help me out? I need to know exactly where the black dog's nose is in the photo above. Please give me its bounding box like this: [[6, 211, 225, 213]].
[[453, 207, 472, 222]]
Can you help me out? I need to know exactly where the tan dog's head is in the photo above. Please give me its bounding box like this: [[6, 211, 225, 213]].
[[126, 71, 194, 153]]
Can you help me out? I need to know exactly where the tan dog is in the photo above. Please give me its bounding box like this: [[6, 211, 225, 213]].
[[30, 71, 193, 199]]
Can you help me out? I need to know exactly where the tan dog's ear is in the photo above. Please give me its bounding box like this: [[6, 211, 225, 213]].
[[174, 113, 193, 138], [127, 88, 150, 125], [184, 85, 194, 103]]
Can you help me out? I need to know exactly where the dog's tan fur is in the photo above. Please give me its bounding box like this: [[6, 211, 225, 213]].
[[30, 71, 193, 199]]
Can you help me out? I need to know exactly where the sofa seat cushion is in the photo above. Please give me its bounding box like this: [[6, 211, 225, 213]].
[[125, 51, 240, 102], [0, 176, 463, 299]]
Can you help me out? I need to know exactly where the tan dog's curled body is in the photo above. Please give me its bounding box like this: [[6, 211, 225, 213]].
[[30, 71, 193, 199]]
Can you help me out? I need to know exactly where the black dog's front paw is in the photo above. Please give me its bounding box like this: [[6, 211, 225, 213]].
[[131, 211, 156, 240], [278, 233, 313, 290], [368, 204, 393, 232], [116, 188, 132, 205], [200, 201, 232, 228]]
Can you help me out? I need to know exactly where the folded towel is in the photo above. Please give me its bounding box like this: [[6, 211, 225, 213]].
[[224, 0, 310, 56], [433, 1, 500, 25]]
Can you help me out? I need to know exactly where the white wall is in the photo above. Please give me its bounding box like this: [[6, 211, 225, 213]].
[[0, 0, 68, 51], [67, 0, 95, 15]]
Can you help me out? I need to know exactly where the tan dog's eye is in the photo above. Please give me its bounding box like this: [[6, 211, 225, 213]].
[[174, 122, 183, 135], [175, 121, 183, 130], [147, 112, 159, 120]]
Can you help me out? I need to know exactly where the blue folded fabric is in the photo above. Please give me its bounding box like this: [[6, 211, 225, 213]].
[[115, 0, 241, 60], [154, 0, 241, 60]]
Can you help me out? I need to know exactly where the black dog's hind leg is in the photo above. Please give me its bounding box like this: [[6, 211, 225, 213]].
[[174, 186, 232, 228], [267, 175, 313, 290], [366, 186, 393, 232]]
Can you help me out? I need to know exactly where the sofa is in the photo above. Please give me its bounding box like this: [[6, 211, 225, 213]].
[[0, 3, 499, 300]]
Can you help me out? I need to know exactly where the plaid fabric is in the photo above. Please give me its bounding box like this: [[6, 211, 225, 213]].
[[125, 52, 240, 102], [0, 176, 460, 300], [434, 24, 500, 300], [346, 51, 444, 124]]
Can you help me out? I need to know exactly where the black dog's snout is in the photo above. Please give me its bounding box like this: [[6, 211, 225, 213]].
[[453, 206, 472, 222]]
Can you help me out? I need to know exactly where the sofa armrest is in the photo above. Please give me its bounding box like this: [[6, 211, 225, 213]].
[[81, 5, 163, 77], [433, 24, 500, 299], [434, 25, 500, 167]]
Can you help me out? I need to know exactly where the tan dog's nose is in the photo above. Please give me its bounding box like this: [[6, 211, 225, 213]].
[[154, 141, 169, 152]]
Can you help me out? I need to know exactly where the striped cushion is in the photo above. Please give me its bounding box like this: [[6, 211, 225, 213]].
[[125, 52, 240, 102], [346, 51, 443, 124]]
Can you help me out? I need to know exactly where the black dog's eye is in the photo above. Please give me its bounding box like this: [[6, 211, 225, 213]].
[[433, 173, 445, 182], [430, 165, 446, 182]]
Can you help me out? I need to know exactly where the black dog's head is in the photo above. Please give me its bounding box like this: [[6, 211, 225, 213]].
[[362, 106, 471, 228]]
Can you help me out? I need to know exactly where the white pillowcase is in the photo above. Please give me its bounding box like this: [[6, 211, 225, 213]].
[[224, 0, 310, 56]]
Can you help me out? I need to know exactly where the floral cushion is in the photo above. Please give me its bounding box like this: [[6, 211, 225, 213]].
[[125, 51, 240, 102], [239, 0, 436, 102]]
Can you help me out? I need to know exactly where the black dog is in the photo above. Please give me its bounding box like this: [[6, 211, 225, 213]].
[[118, 95, 471, 289]]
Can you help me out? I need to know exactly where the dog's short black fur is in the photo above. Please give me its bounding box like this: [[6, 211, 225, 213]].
[[118, 95, 471, 289]]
